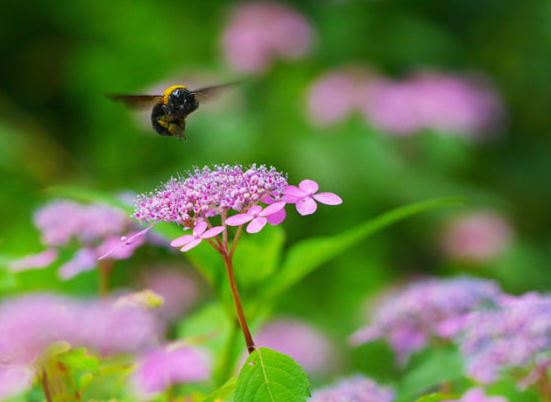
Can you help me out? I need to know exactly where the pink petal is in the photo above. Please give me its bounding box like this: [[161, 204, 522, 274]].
[[225, 213, 253, 226], [260, 201, 286, 217], [296, 197, 317, 216], [201, 226, 225, 239], [283, 185, 307, 199], [312, 192, 342, 205], [247, 217, 268, 233], [267, 208, 286, 225], [180, 239, 202, 252], [8, 249, 58, 272], [299, 179, 319, 195], [59, 248, 97, 280], [248, 205, 263, 216], [193, 222, 207, 237], [170, 235, 195, 248]]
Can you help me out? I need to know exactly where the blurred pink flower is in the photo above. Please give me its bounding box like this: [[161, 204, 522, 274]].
[[225, 201, 286, 233], [133, 344, 210, 395], [443, 388, 507, 402], [307, 68, 372, 126], [310, 375, 395, 402], [8, 249, 58, 272], [0, 365, 31, 400], [441, 211, 513, 263], [170, 221, 225, 252], [13, 200, 154, 280], [350, 277, 503, 364], [142, 268, 200, 322], [363, 72, 504, 138], [0, 294, 159, 395], [284, 179, 343, 216], [255, 317, 337, 375], [222, 2, 314, 73]]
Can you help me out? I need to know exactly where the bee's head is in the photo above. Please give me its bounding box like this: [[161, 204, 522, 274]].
[[169, 87, 198, 114]]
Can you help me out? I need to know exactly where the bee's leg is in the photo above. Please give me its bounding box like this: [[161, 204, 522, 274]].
[[151, 103, 174, 136]]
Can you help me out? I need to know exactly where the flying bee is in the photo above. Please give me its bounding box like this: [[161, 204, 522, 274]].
[[109, 82, 236, 140]]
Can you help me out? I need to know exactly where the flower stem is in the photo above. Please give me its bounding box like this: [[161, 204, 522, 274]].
[[41, 370, 53, 402], [537, 371, 551, 402], [98, 260, 113, 297], [221, 252, 255, 354]]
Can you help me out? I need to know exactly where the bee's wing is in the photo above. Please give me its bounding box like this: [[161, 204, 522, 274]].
[[191, 82, 239, 103], [107, 94, 163, 109]]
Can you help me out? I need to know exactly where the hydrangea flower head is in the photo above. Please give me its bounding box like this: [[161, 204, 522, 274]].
[[443, 388, 508, 402], [441, 211, 513, 263], [307, 67, 373, 127], [310, 375, 394, 402], [135, 164, 288, 226], [255, 317, 337, 375], [134, 164, 342, 252], [0, 294, 159, 396], [133, 344, 210, 395], [459, 293, 551, 386], [10, 200, 152, 279], [363, 71, 504, 138], [351, 277, 503, 363], [222, 2, 314, 73]]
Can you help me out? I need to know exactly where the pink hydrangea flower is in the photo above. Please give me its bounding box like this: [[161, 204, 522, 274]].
[[443, 388, 507, 402], [170, 221, 225, 252], [262, 195, 287, 225], [141, 268, 200, 323], [459, 293, 551, 387], [307, 68, 373, 127], [441, 211, 513, 263], [133, 344, 210, 395], [222, 2, 314, 73], [0, 294, 159, 396], [310, 375, 395, 402], [255, 317, 337, 375], [13, 200, 153, 280], [363, 71, 504, 138], [225, 202, 286, 233], [284, 179, 342, 216], [351, 277, 503, 364], [7, 249, 58, 273]]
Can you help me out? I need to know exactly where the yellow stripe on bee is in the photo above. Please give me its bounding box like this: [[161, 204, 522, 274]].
[[162, 85, 186, 104]]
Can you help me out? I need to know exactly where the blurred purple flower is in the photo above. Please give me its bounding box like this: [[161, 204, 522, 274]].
[[256, 317, 337, 375], [443, 388, 508, 402], [350, 277, 503, 363], [459, 293, 551, 387], [0, 294, 159, 395], [0, 365, 31, 400], [141, 268, 200, 323], [284, 179, 342, 216], [222, 2, 314, 73], [307, 68, 372, 127], [133, 343, 210, 395], [363, 72, 504, 138], [170, 221, 225, 252], [7, 249, 58, 272], [13, 200, 153, 280], [310, 375, 394, 402], [225, 202, 286, 233], [441, 211, 513, 263]]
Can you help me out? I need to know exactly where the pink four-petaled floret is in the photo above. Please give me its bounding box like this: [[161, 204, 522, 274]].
[[170, 221, 225, 252], [225, 201, 286, 233], [283, 179, 342, 216]]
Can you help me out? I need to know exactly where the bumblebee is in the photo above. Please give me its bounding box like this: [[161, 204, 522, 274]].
[[109, 83, 235, 139]]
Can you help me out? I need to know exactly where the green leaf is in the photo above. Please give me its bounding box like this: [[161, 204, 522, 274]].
[[201, 377, 237, 402], [415, 393, 457, 402], [262, 197, 462, 300], [235, 347, 310, 402], [396, 347, 464, 402]]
